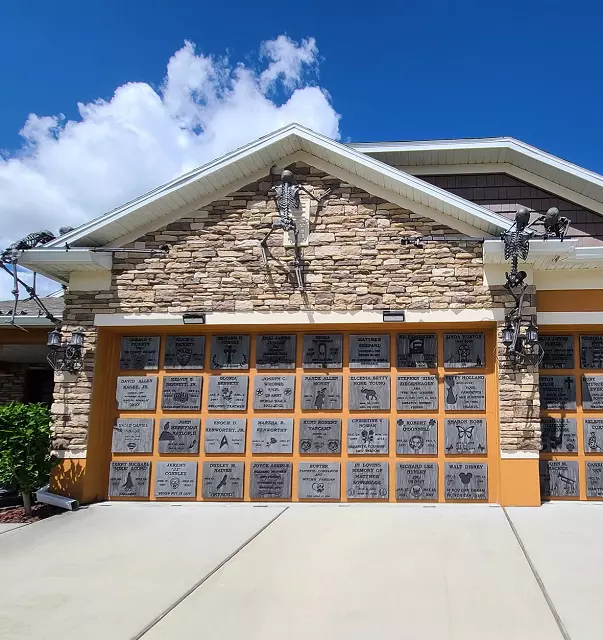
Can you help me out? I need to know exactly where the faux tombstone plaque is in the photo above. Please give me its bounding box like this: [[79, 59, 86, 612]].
[[298, 462, 340, 499], [445, 463, 488, 500], [108, 461, 150, 498], [540, 460, 579, 498], [210, 335, 250, 370], [346, 462, 389, 499], [396, 334, 437, 369], [207, 376, 249, 410], [119, 337, 160, 370], [204, 418, 247, 453], [299, 419, 341, 454], [580, 335, 603, 369], [161, 376, 202, 410], [202, 462, 244, 499], [250, 462, 292, 499], [443, 333, 485, 369], [155, 461, 197, 498], [112, 418, 154, 453], [396, 375, 438, 411], [349, 375, 391, 410], [256, 335, 296, 369], [164, 336, 205, 369], [586, 462, 603, 498], [158, 418, 201, 454], [539, 375, 577, 410], [443, 375, 485, 411], [444, 419, 487, 455], [253, 375, 295, 410], [540, 418, 578, 453], [584, 419, 603, 453], [349, 335, 390, 369], [396, 463, 438, 500], [116, 376, 158, 411], [582, 375, 603, 410], [301, 375, 342, 410], [302, 334, 343, 369], [251, 418, 294, 453], [347, 418, 389, 455], [396, 418, 438, 455], [539, 335, 574, 369]]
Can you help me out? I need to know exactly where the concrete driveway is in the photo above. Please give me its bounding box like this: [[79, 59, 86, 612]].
[[0, 502, 599, 639]]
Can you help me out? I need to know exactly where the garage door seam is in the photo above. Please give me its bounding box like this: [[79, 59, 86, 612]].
[[502, 507, 571, 640], [131, 507, 289, 640]]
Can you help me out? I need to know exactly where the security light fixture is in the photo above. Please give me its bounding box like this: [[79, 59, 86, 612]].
[[382, 310, 406, 322], [182, 312, 207, 324], [46, 326, 85, 374]]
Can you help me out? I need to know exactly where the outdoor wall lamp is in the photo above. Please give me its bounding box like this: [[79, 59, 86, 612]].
[[47, 327, 85, 374]]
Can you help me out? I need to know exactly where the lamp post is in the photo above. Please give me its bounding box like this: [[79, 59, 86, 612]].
[[47, 327, 86, 374]]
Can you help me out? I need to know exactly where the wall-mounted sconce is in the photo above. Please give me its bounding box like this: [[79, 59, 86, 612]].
[[47, 327, 85, 374]]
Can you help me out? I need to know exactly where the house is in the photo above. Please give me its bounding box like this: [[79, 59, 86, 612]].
[[17, 124, 603, 505]]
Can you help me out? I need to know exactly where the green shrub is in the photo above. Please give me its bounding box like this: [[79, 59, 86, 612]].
[[0, 402, 56, 516]]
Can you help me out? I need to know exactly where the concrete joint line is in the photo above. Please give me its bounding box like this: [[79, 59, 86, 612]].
[[502, 507, 571, 640], [131, 507, 289, 640]]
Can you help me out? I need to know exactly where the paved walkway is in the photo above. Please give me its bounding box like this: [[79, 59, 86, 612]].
[[0, 502, 599, 639]]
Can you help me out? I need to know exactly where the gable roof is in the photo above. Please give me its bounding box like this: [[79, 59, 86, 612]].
[[43, 124, 512, 250]]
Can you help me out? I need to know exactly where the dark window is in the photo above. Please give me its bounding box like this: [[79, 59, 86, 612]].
[[24, 368, 54, 405]]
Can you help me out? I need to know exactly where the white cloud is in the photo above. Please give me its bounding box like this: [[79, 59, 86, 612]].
[[0, 35, 340, 299]]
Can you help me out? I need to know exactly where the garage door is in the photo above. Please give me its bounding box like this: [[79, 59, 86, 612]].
[[106, 326, 499, 502]]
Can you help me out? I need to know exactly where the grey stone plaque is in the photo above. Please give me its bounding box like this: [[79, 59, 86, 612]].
[[116, 376, 158, 411], [108, 461, 150, 497], [539, 335, 574, 369], [445, 463, 488, 500], [155, 461, 197, 498], [251, 418, 294, 453], [347, 418, 389, 455], [584, 419, 603, 452], [210, 335, 250, 370], [256, 335, 296, 369], [586, 462, 603, 497], [302, 334, 343, 368], [580, 335, 603, 369], [396, 418, 438, 455], [207, 376, 249, 410], [119, 336, 160, 370], [112, 418, 154, 453], [301, 375, 342, 410], [396, 375, 438, 410], [539, 375, 576, 410], [204, 418, 247, 453], [444, 333, 485, 368], [298, 462, 340, 499], [349, 335, 390, 369], [444, 375, 485, 410], [202, 462, 244, 499], [445, 419, 487, 455], [349, 376, 391, 410], [346, 462, 389, 499], [396, 463, 438, 500], [250, 462, 292, 499], [158, 418, 200, 454], [397, 334, 437, 368], [253, 375, 295, 410], [164, 335, 205, 369], [161, 376, 202, 410], [540, 460, 579, 498], [582, 375, 603, 410], [299, 419, 341, 454], [541, 418, 578, 453]]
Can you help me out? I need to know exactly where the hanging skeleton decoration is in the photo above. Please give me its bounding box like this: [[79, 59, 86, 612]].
[[261, 169, 334, 291]]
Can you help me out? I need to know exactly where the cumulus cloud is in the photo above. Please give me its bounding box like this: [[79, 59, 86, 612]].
[[0, 35, 340, 299]]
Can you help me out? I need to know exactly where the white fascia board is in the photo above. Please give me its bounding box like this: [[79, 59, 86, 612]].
[[19, 248, 113, 270], [483, 239, 578, 264], [0, 316, 56, 328], [350, 137, 511, 153]]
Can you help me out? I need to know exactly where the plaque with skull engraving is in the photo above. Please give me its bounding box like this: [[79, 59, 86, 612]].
[[443, 333, 485, 369], [347, 418, 389, 455], [539, 375, 576, 410], [396, 463, 438, 500], [586, 462, 603, 497], [253, 375, 295, 410], [346, 462, 389, 499], [251, 418, 294, 453], [250, 462, 292, 499], [119, 337, 160, 370], [582, 375, 603, 410], [116, 376, 158, 411], [204, 418, 247, 453], [299, 419, 341, 454], [443, 375, 485, 411], [298, 463, 340, 499], [202, 462, 244, 499], [580, 335, 603, 369], [112, 418, 154, 453], [396, 375, 438, 411], [396, 418, 438, 455], [157, 419, 201, 454], [539, 335, 574, 369], [155, 461, 197, 498], [540, 460, 579, 498], [444, 419, 487, 455], [349, 376, 390, 410], [396, 334, 437, 368], [301, 375, 342, 410], [108, 461, 151, 498], [255, 335, 296, 369], [445, 463, 488, 500], [540, 418, 578, 453], [584, 419, 603, 453], [207, 376, 249, 410], [210, 335, 250, 370], [164, 336, 205, 369], [161, 376, 202, 410], [349, 335, 390, 369], [302, 334, 343, 369]]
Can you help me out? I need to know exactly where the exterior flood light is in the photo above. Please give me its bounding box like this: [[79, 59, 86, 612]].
[[182, 312, 207, 324], [382, 310, 406, 323]]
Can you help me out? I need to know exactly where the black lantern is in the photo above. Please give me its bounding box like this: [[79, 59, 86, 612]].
[[502, 325, 514, 347], [47, 328, 62, 350], [69, 328, 85, 348], [525, 323, 539, 346], [47, 326, 85, 374]]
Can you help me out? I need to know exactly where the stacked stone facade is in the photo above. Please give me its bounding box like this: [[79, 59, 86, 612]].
[[51, 162, 540, 455]]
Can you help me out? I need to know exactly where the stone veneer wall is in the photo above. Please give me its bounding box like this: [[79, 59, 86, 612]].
[[51, 162, 540, 454], [0, 364, 26, 404]]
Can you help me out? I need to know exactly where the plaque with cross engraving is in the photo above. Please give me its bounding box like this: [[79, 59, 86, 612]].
[[396, 463, 438, 500], [112, 418, 154, 453], [299, 419, 341, 454], [108, 461, 151, 498], [251, 418, 294, 453], [157, 419, 201, 454], [298, 462, 340, 499], [396, 418, 438, 455], [301, 375, 342, 410], [202, 462, 244, 499], [349, 376, 390, 410], [346, 462, 389, 499], [164, 336, 205, 369], [444, 375, 485, 411], [586, 462, 603, 498], [396, 334, 437, 368], [210, 335, 250, 370], [444, 419, 487, 455], [540, 460, 579, 498], [349, 335, 390, 369], [445, 463, 488, 500], [204, 418, 246, 453], [250, 462, 292, 499], [161, 376, 202, 410], [119, 337, 160, 370], [582, 375, 603, 410], [347, 418, 389, 455], [444, 333, 485, 368], [580, 335, 603, 369], [256, 335, 296, 369], [116, 376, 158, 411], [396, 375, 438, 410], [302, 334, 343, 369], [539, 335, 574, 369], [155, 461, 197, 498], [253, 375, 295, 410], [207, 376, 249, 410], [584, 419, 603, 453], [541, 418, 578, 453], [539, 375, 576, 410]]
